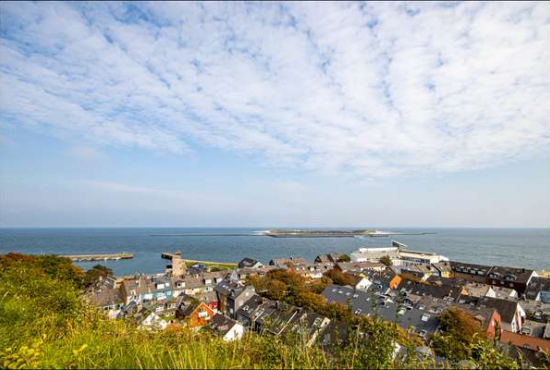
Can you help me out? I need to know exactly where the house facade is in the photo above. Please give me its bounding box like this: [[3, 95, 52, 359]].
[[176, 295, 216, 330], [215, 280, 256, 319]]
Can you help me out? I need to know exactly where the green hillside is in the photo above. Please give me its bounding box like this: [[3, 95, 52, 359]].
[[0, 253, 525, 369]]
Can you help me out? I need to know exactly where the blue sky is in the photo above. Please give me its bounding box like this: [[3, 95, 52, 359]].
[[0, 1, 549, 227]]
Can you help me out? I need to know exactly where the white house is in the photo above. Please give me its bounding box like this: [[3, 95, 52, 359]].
[[138, 311, 168, 331], [354, 277, 373, 292], [209, 313, 245, 341]]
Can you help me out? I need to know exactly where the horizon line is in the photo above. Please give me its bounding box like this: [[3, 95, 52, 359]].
[[1, 225, 549, 229]]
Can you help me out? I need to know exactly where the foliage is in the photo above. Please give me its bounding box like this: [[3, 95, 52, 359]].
[[379, 255, 393, 267], [336, 254, 350, 262], [0, 253, 525, 369], [438, 307, 486, 343], [323, 269, 355, 286], [246, 268, 352, 321], [308, 276, 332, 294], [84, 264, 114, 286], [431, 307, 487, 362], [265, 279, 287, 301]]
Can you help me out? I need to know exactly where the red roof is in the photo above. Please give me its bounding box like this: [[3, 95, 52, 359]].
[[500, 330, 550, 353]]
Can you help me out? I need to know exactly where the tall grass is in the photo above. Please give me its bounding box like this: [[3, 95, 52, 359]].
[[0, 253, 527, 369]]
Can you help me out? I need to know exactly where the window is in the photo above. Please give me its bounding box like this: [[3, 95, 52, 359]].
[[198, 310, 209, 319]]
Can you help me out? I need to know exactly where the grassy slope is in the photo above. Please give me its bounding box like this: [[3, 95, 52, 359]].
[[0, 254, 526, 369]]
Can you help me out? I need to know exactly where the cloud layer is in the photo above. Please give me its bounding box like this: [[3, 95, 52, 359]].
[[1, 2, 549, 178]]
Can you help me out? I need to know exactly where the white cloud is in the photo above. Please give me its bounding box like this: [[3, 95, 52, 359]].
[[0, 1, 548, 179]]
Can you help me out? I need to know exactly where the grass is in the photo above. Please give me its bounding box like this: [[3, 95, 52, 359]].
[[185, 260, 237, 270], [0, 253, 530, 369]]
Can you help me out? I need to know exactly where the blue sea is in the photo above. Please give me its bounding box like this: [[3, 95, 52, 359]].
[[0, 228, 549, 276]]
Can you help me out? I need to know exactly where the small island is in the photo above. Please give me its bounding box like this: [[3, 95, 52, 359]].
[[264, 229, 384, 238], [262, 229, 436, 238]]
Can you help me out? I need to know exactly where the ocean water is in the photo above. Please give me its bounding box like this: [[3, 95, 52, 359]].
[[0, 227, 549, 276]]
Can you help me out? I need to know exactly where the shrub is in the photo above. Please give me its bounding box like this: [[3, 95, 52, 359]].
[[379, 255, 393, 267], [323, 269, 355, 286]]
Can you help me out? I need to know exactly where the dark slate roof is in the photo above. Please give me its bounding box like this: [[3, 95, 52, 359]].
[[84, 276, 122, 307], [176, 294, 201, 317], [315, 253, 343, 263], [293, 263, 334, 273], [236, 294, 264, 322], [397, 279, 463, 301], [336, 261, 385, 272], [450, 261, 492, 276], [209, 313, 239, 336], [315, 255, 332, 263], [255, 300, 300, 335], [284, 310, 329, 339], [269, 256, 309, 266], [525, 277, 550, 300], [238, 257, 261, 268], [122, 274, 172, 296], [215, 279, 247, 298], [425, 275, 467, 287], [322, 285, 440, 336], [363, 268, 398, 284], [457, 295, 520, 324], [487, 266, 535, 284]]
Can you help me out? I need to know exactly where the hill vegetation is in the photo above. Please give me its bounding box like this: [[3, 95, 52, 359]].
[[0, 253, 525, 369]]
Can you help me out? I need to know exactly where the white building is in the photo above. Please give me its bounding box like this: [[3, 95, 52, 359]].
[[350, 241, 448, 266], [138, 311, 168, 331], [209, 313, 245, 341]]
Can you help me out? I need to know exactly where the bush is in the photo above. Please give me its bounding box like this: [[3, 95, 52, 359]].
[[336, 254, 350, 262], [379, 255, 393, 267], [323, 269, 355, 286]]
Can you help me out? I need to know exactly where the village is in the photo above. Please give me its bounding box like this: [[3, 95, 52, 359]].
[[84, 241, 550, 366]]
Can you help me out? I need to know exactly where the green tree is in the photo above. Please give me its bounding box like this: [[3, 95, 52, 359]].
[[323, 269, 355, 286], [265, 280, 287, 301], [84, 264, 114, 286], [431, 307, 486, 362], [379, 255, 393, 267], [337, 254, 350, 262], [308, 276, 331, 294]]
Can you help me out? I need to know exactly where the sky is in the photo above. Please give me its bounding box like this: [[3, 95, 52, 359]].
[[0, 1, 549, 228]]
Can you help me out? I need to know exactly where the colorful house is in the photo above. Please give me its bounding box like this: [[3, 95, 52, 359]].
[[176, 294, 216, 330]]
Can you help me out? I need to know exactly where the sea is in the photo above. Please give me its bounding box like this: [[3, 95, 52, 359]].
[[0, 227, 549, 276]]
